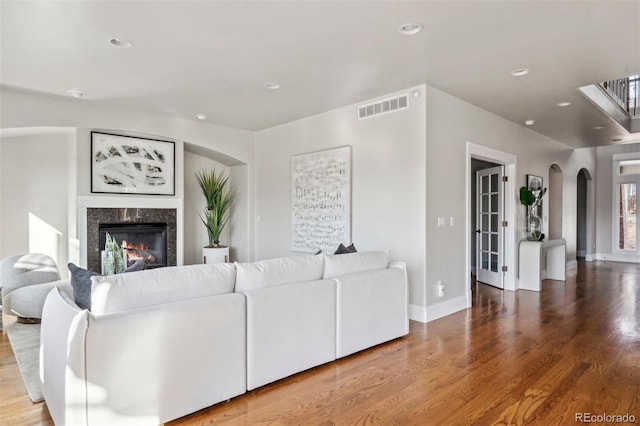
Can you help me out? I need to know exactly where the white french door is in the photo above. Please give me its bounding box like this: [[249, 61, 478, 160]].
[[476, 166, 504, 288]]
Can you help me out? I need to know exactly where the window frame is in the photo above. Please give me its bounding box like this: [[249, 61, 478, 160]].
[[612, 153, 640, 256]]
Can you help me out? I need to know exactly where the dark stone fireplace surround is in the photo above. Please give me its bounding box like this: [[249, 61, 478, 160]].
[[87, 208, 177, 273]]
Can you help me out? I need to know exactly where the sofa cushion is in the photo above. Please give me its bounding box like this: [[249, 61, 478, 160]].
[[235, 255, 324, 292], [90, 263, 236, 315], [323, 250, 390, 279]]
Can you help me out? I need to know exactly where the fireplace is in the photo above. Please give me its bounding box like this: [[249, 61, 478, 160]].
[[99, 223, 168, 270], [87, 207, 177, 273]]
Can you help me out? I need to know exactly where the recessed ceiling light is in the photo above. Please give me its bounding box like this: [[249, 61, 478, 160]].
[[399, 23, 423, 36], [524, 119, 535, 126], [557, 101, 572, 107], [511, 69, 529, 77], [195, 113, 207, 120], [264, 82, 280, 90], [109, 38, 133, 48], [66, 89, 85, 98], [612, 138, 623, 142], [593, 126, 605, 130]]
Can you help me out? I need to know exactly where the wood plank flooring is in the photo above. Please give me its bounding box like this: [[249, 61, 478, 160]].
[[1, 260, 638, 425]]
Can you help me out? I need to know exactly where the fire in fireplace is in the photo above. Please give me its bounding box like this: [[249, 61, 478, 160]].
[[98, 223, 168, 270]]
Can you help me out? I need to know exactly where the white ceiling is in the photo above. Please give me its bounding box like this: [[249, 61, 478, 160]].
[[1, 1, 639, 148]]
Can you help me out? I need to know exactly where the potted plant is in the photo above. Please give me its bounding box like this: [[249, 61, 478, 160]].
[[196, 169, 238, 263], [519, 186, 547, 241]]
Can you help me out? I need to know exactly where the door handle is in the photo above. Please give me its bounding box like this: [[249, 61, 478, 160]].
[[475, 229, 481, 233]]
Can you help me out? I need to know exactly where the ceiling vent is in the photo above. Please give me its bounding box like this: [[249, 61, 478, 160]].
[[358, 94, 409, 120]]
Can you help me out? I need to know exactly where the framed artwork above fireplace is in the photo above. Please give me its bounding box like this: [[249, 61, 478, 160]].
[[91, 132, 175, 195]]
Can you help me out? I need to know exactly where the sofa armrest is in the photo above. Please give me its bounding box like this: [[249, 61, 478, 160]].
[[41, 286, 90, 426], [335, 267, 408, 358]]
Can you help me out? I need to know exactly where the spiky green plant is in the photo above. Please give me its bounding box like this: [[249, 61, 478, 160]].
[[103, 232, 125, 275], [196, 169, 238, 247]]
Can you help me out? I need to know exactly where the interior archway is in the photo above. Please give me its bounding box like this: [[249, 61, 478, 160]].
[[576, 168, 592, 259]]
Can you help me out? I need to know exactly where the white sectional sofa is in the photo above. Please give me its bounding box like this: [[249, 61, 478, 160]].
[[40, 251, 408, 425]]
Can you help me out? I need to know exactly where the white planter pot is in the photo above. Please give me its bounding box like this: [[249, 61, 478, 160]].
[[202, 246, 230, 264]]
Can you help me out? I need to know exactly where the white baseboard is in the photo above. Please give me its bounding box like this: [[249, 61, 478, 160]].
[[576, 250, 586, 258], [409, 304, 427, 323], [594, 253, 640, 264], [585, 254, 595, 262], [426, 295, 468, 322], [566, 260, 578, 270]]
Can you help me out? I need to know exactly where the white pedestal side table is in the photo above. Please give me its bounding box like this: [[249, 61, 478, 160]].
[[519, 239, 566, 291]]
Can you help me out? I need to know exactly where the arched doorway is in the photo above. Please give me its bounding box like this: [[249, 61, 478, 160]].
[[548, 164, 563, 240], [576, 168, 592, 259]]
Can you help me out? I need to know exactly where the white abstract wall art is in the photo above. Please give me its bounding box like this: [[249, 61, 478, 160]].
[[291, 146, 352, 253], [91, 132, 175, 195]]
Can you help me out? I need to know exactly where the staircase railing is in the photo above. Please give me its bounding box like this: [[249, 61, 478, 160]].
[[601, 75, 639, 116]]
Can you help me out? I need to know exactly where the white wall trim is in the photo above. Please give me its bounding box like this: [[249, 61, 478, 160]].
[[426, 296, 468, 322], [566, 260, 578, 270], [409, 304, 428, 323], [585, 254, 595, 262], [78, 196, 183, 209], [593, 253, 640, 264]]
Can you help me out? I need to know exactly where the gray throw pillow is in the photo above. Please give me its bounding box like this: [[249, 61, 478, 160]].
[[68, 259, 145, 310], [334, 243, 357, 255], [68, 263, 98, 310]]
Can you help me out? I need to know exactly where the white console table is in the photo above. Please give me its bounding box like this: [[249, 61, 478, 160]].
[[518, 239, 566, 291]]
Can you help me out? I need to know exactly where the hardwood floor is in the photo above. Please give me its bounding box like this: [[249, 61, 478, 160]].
[[1, 260, 638, 425]]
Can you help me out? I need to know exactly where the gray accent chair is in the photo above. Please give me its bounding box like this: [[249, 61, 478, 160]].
[[1, 253, 65, 323]]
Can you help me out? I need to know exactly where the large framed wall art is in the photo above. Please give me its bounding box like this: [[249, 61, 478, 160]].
[[291, 146, 352, 253], [91, 132, 175, 195]]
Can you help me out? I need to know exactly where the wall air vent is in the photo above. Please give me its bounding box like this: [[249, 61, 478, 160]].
[[358, 94, 409, 120]]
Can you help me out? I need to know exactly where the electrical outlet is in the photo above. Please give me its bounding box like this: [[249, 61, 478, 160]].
[[437, 280, 445, 297]]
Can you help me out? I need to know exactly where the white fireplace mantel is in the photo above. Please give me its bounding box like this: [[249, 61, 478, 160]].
[[78, 195, 183, 209], [78, 195, 184, 268]]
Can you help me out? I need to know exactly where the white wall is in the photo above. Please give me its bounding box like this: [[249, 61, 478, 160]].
[[425, 85, 596, 312], [229, 164, 251, 262], [0, 87, 254, 165], [2, 85, 614, 321], [0, 87, 255, 266], [594, 143, 640, 261], [0, 129, 77, 276], [254, 86, 427, 312]]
